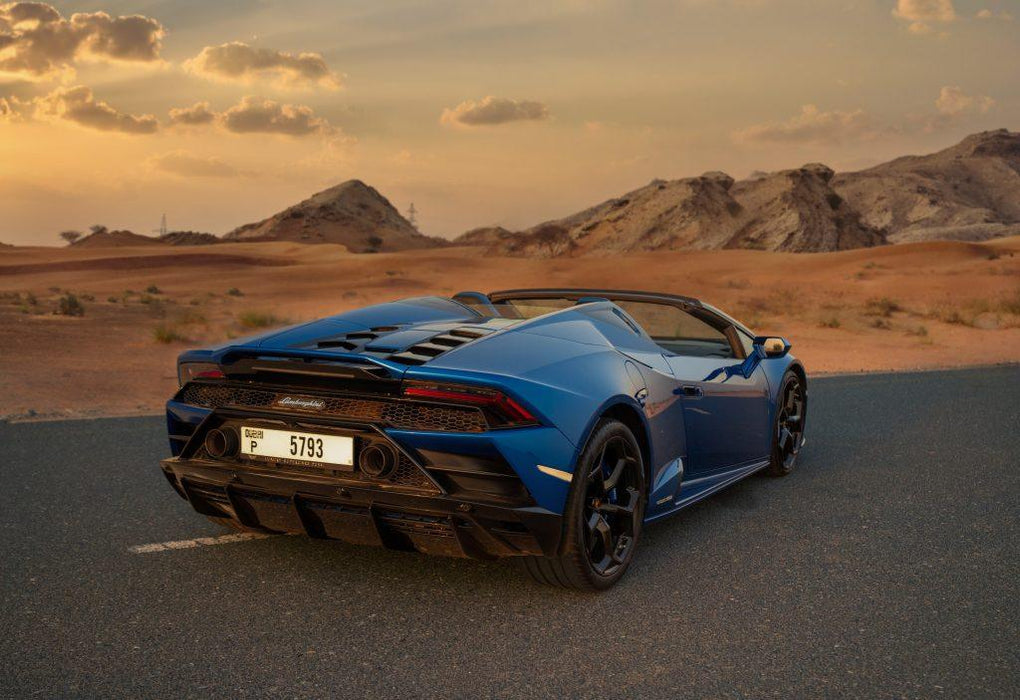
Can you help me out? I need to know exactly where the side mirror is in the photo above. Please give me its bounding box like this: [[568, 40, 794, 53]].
[[754, 336, 791, 358]]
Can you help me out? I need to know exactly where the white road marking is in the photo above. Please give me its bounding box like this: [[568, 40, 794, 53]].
[[128, 532, 272, 554]]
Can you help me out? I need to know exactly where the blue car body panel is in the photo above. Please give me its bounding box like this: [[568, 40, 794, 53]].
[[167, 293, 803, 530]]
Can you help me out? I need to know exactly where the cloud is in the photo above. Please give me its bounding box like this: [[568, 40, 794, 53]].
[[0, 3, 164, 80], [976, 8, 1013, 21], [164, 96, 337, 137], [220, 96, 333, 136], [168, 101, 216, 126], [892, 0, 957, 34], [33, 85, 158, 133], [440, 96, 549, 127], [935, 86, 995, 116], [732, 104, 879, 146], [184, 42, 341, 89], [149, 151, 240, 178]]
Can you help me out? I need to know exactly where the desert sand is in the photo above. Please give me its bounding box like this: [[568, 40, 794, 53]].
[[1, 237, 1018, 420]]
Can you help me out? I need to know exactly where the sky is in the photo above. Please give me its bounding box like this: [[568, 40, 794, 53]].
[[0, 0, 1017, 245]]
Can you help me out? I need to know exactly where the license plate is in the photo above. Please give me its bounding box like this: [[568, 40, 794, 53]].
[[240, 426, 354, 467]]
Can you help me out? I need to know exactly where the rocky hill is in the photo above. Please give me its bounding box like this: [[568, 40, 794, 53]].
[[223, 180, 444, 252], [159, 231, 221, 246], [730, 164, 886, 252], [458, 129, 1018, 256], [461, 167, 884, 256], [833, 129, 1020, 244], [72, 229, 163, 248]]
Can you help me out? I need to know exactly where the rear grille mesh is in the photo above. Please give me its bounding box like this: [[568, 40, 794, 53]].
[[176, 383, 487, 433], [255, 453, 438, 493]]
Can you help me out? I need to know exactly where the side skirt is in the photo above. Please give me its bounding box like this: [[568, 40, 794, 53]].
[[643, 458, 770, 523]]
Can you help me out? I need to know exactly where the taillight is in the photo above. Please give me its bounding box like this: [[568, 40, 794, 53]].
[[403, 382, 537, 427], [178, 362, 225, 386]]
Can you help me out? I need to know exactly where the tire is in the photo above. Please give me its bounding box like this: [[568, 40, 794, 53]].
[[764, 370, 806, 477], [205, 515, 269, 534], [520, 418, 646, 591]]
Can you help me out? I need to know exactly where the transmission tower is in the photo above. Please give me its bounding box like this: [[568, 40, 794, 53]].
[[153, 213, 168, 237], [406, 203, 418, 230]]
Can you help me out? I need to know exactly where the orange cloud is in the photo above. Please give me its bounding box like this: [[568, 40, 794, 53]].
[[33, 85, 158, 133], [168, 101, 216, 126], [184, 42, 342, 90], [0, 3, 164, 80], [893, 0, 957, 35], [441, 96, 549, 127], [732, 104, 880, 146]]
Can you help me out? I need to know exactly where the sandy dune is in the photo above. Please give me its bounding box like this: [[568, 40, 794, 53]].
[[1, 238, 1018, 419]]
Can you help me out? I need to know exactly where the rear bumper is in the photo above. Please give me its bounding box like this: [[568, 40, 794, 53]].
[[161, 456, 563, 559]]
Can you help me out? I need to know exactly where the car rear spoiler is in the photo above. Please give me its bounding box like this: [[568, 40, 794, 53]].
[[217, 347, 408, 382]]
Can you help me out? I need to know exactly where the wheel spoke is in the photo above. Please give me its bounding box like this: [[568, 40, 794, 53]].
[[785, 387, 797, 412], [603, 455, 630, 492], [778, 427, 793, 452], [586, 511, 613, 560], [588, 443, 609, 490], [611, 535, 632, 564]]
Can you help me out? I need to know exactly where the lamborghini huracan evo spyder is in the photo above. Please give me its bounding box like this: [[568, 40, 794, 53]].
[[161, 289, 807, 590]]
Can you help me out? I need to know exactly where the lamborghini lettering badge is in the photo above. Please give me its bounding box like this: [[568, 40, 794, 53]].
[[275, 396, 326, 411]]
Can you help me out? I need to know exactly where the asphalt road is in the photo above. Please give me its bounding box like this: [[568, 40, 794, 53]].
[[1, 367, 1018, 698]]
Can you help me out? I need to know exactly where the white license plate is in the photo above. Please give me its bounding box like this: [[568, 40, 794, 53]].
[[240, 426, 354, 467]]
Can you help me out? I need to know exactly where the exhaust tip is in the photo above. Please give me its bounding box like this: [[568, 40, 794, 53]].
[[204, 427, 238, 459], [359, 442, 397, 479]]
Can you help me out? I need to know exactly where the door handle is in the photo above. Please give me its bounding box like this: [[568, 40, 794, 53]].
[[679, 385, 704, 398]]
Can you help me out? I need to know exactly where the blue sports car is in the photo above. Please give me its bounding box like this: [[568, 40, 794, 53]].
[[161, 289, 807, 590]]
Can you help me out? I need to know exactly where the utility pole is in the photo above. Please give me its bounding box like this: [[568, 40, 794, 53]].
[[406, 203, 418, 230]]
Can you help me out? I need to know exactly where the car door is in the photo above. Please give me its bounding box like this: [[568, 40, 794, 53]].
[[614, 300, 771, 477]]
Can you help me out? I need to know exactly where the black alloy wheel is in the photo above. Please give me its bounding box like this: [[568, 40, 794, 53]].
[[521, 418, 646, 590], [766, 371, 806, 476]]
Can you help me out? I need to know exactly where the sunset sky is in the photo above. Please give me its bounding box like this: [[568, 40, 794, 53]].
[[0, 0, 1017, 245]]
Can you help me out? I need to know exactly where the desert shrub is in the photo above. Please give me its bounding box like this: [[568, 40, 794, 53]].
[[79, 293, 95, 302], [139, 294, 156, 304], [25, 292, 37, 305], [145, 284, 161, 294], [870, 318, 891, 330], [227, 287, 244, 297], [907, 325, 929, 337], [819, 316, 841, 329], [342, 290, 357, 300], [153, 323, 188, 344], [726, 278, 750, 290], [864, 297, 901, 317], [48, 286, 61, 293], [56, 293, 85, 317], [237, 310, 282, 329], [107, 296, 119, 303]]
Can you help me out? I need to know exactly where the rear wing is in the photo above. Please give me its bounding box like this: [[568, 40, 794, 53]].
[[215, 347, 408, 382]]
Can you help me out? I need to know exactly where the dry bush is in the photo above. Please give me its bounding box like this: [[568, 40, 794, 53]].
[[864, 297, 901, 317], [153, 323, 188, 344], [237, 310, 284, 329], [57, 293, 85, 317]]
